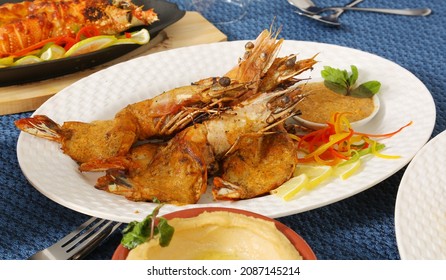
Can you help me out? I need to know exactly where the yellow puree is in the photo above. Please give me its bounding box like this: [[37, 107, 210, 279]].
[[297, 82, 375, 123], [126, 211, 302, 260]]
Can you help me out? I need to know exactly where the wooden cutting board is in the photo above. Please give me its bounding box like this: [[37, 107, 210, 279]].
[[0, 12, 227, 115]]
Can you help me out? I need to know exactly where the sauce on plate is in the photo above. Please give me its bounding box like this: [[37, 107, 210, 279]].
[[297, 82, 376, 124]]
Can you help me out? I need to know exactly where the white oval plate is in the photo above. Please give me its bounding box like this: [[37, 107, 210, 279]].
[[17, 40, 436, 223], [395, 130, 446, 259]]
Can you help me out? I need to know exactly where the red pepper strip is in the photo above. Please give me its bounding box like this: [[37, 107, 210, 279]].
[[329, 147, 350, 160], [75, 26, 100, 41], [61, 37, 78, 51], [308, 130, 327, 152], [9, 36, 67, 57], [299, 150, 342, 165], [297, 112, 411, 166], [303, 132, 351, 160], [7, 26, 102, 59], [320, 130, 353, 157], [354, 121, 413, 138], [298, 116, 356, 164], [314, 153, 341, 166], [299, 127, 332, 153]]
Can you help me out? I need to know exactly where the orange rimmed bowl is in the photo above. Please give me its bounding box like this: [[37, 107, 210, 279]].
[[112, 207, 317, 260]]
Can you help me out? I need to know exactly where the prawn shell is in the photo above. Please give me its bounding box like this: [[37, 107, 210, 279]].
[[213, 131, 298, 200], [95, 124, 211, 205]]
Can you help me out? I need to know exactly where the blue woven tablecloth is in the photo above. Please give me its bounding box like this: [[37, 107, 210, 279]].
[[1, 0, 444, 260]]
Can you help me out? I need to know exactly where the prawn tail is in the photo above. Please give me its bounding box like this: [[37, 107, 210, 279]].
[[212, 178, 243, 201], [14, 115, 63, 143], [95, 170, 138, 199]]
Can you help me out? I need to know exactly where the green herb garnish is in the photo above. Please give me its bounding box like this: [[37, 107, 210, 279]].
[[321, 65, 381, 98], [120, 200, 174, 250]]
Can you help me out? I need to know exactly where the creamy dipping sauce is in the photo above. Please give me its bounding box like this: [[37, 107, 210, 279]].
[[297, 82, 376, 124], [126, 211, 302, 260]]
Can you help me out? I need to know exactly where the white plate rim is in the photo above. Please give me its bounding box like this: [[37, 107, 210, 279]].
[[17, 40, 436, 222], [395, 130, 446, 260]]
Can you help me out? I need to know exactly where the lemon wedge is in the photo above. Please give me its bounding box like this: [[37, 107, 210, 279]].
[[271, 174, 309, 201], [334, 160, 361, 180], [273, 161, 361, 202], [13, 55, 43, 65], [64, 35, 117, 57], [294, 164, 333, 190], [115, 28, 150, 45], [40, 44, 66, 61], [0, 56, 14, 67]]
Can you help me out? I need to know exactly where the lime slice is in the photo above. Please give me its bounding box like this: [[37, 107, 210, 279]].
[[64, 35, 117, 57], [40, 44, 66, 61], [13, 55, 43, 65], [271, 174, 309, 201], [0, 56, 14, 67], [334, 159, 361, 180], [115, 29, 150, 45], [294, 164, 333, 190]]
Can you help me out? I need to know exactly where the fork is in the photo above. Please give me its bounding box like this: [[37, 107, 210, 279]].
[[288, 0, 431, 16], [28, 217, 122, 260], [297, 0, 364, 26]]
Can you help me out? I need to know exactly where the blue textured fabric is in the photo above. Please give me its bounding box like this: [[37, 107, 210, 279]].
[[0, 0, 444, 260]]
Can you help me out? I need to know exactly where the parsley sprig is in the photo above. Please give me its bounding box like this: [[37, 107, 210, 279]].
[[120, 200, 174, 250], [321, 65, 381, 98]]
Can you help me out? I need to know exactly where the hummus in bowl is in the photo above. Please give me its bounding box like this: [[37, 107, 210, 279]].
[[112, 207, 316, 260], [294, 82, 380, 130]]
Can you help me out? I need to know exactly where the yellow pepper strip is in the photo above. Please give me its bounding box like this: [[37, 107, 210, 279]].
[[313, 152, 342, 166], [364, 138, 400, 159], [297, 112, 410, 165], [304, 132, 351, 160]]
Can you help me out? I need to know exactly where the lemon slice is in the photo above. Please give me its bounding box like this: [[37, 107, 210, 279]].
[[334, 160, 361, 180], [115, 29, 150, 45], [294, 164, 333, 190], [64, 35, 117, 57], [0, 56, 14, 67], [271, 174, 309, 201], [13, 55, 43, 65], [40, 44, 66, 61]]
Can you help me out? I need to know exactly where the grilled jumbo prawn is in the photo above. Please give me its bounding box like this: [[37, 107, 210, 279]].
[[15, 28, 317, 166], [90, 86, 304, 204], [0, 0, 158, 57], [15, 77, 249, 164]]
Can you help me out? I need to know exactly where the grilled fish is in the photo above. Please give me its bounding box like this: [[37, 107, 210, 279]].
[[0, 0, 158, 57]]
